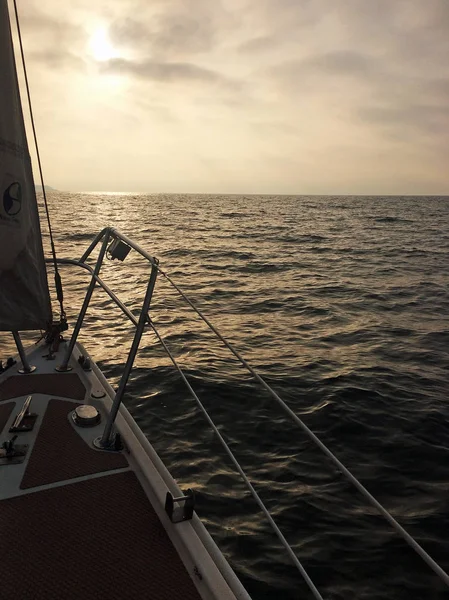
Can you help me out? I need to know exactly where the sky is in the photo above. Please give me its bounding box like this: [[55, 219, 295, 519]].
[[9, 0, 449, 194]]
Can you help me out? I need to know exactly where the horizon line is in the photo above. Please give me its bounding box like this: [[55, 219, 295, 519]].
[[42, 189, 449, 197]]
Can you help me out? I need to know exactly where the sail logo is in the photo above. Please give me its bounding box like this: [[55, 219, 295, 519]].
[[3, 181, 22, 215], [0, 174, 22, 228]]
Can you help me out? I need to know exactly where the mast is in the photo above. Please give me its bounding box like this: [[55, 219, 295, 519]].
[[0, 0, 53, 331]]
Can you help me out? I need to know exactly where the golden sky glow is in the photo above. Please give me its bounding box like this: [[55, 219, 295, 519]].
[[89, 26, 118, 62], [9, 0, 449, 194]]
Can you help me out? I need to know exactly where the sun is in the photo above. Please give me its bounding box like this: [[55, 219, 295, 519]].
[[89, 27, 117, 62]]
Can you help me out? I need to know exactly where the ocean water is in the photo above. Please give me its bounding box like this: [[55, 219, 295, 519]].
[[2, 193, 449, 599]]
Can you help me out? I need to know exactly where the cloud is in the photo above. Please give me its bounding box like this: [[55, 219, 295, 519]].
[[238, 34, 283, 55], [15, 4, 85, 74], [110, 15, 215, 58], [301, 51, 378, 77], [358, 101, 449, 151], [262, 50, 384, 103], [102, 57, 234, 87], [109, 0, 235, 60], [360, 104, 449, 131], [261, 52, 384, 103], [427, 79, 449, 103], [9, 0, 449, 193], [19, 5, 83, 46], [238, 0, 323, 34], [28, 50, 84, 69]]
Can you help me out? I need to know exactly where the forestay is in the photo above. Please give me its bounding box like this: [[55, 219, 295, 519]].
[[0, 0, 52, 331]]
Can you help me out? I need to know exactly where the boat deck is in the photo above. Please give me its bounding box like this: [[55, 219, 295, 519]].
[[0, 342, 241, 600]]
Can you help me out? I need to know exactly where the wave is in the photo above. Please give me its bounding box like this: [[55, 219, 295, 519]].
[[30, 191, 449, 600]]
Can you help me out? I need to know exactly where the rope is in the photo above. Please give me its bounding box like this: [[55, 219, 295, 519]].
[[156, 265, 449, 588], [148, 318, 324, 600], [12, 0, 65, 321]]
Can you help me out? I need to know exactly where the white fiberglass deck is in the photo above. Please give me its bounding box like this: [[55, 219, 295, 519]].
[[0, 340, 249, 600]]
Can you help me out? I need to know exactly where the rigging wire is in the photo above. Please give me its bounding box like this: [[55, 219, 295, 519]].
[[156, 264, 449, 589], [12, 0, 65, 321], [148, 317, 324, 600], [45, 237, 449, 588]]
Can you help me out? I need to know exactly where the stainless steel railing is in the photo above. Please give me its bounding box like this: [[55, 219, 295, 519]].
[[53, 228, 159, 453], [45, 227, 325, 599], [45, 227, 449, 597]]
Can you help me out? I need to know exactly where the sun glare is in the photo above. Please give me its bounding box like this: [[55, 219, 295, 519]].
[[89, 27, 116, 62]]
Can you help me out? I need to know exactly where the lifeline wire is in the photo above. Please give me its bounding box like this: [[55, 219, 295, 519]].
[[156, 265, 449, 589], [49, 234, 449, 588], [148, 318, 324, 600]]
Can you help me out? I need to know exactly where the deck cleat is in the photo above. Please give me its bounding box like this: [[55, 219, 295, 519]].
[[9, 395, 37, 433]]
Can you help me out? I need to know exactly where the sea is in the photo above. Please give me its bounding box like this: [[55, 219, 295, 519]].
[[1, 193, 449, 600]]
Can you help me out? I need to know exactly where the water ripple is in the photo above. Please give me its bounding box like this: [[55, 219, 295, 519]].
[[2, 193, 449, 599]]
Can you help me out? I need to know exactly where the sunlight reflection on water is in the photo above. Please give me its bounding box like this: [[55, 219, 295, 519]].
[[1, 193, 449, 599]]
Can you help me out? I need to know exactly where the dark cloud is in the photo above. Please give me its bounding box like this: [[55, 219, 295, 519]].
[[109, 1, 234, 59], [248, 119, 302, 138], [110, 15, 215, 58], [19, 6, 83, 45], [15, 4, 84, 72], [238, 35, 281, 54], [236, 0, 324, 55], [332, 0, 449, 72], [266, 42, 448, 102], [301, 51, 378, 77], [102, 58, 231, 86], [361, 104, 449, 126], [262, 33, 449, 155], [240, 0, 322, 32], [9, 0, 449, 192], [359, 103, 449, 142], [29, 50, 84, 69], [264, 50, 385, 96], [426, 79, 449, 102], [241, 0, 449, 77]]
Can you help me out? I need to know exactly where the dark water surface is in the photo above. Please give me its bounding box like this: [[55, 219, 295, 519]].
[[2, 194, 449, 599]]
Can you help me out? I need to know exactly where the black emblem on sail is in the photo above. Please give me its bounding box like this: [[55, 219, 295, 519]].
[[3, 181, 22, 215]]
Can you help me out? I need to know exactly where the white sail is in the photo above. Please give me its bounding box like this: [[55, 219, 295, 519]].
[[0, 0, 52, 331]]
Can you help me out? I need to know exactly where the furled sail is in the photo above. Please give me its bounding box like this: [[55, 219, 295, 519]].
[[0, 0, 52, 331]]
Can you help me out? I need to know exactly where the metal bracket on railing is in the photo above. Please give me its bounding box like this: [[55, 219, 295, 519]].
[[107, 238, 131, 261], [165, 489, 195, 523]]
